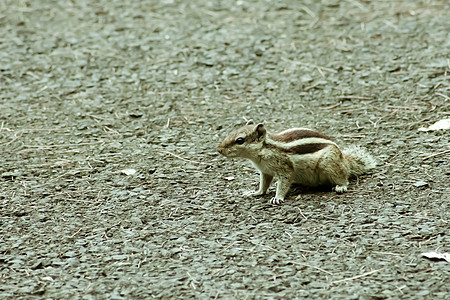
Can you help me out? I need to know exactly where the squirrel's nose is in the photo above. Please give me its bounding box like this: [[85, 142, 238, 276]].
[[217, 146, 225, 155]]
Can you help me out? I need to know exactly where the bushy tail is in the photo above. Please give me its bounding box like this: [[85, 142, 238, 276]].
[[343, 145, 377, 177]]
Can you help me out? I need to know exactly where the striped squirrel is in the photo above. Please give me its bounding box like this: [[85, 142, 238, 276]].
[[217, 121, 376, 204]]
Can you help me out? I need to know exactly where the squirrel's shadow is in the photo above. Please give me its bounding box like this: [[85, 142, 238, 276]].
[[290, 184, 333, 195], [259, 184, 335, 203]]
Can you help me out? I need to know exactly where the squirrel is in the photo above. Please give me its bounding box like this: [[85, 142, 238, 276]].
[[217, 121, 377, 204]]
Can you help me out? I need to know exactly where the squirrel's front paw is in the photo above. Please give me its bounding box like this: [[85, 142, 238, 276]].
[[270, 196, 284, 205], [243, 190, 264, 197]]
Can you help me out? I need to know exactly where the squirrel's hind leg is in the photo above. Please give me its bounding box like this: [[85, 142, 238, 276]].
[[317, 146, 351, 193]]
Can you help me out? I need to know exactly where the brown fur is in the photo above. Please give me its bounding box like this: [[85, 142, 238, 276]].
[[267, 143, 332, 155], [270, 129, 332, 143]]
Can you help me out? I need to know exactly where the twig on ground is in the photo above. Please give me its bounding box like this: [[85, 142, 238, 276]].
[[332, 268, 382, 284], [161, 150, 213, 166], [69, 228, 83, 238], [320, 102, 342, 110], [297, 207, 308, 220], [290, 262, 334, 275], [436, 93, 449, 100], [23, 141, 104, 149], [337, 95, 372, 100], [422, 149, 450, 160]]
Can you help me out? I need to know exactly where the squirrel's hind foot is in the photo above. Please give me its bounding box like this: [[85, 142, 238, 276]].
[[334, 185, 348, 193]]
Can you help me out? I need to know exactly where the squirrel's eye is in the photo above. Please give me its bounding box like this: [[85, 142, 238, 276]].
[[235, 137, 245, 145]]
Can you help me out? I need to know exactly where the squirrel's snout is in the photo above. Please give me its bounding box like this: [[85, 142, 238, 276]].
[[217, 146, 228, 156]]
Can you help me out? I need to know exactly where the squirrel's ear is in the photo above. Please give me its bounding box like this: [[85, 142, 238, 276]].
[[254, 123, 266, 140], [246, 120, 255, 125]]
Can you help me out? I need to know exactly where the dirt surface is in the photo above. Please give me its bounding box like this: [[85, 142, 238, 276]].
[[1, 0, 449, 298]]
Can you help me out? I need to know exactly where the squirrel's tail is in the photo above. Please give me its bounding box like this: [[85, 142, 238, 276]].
[[343, 145, 377, 177]]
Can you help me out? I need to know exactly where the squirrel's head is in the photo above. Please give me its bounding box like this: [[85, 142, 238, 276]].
[[217, 121, 267, 158]]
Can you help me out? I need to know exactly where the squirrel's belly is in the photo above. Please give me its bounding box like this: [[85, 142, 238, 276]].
[[292, 169, 321, 186], [291, 158, 323, 186]]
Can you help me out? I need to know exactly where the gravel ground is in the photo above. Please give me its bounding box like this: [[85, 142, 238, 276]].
[[0, 0, 449, 298]]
